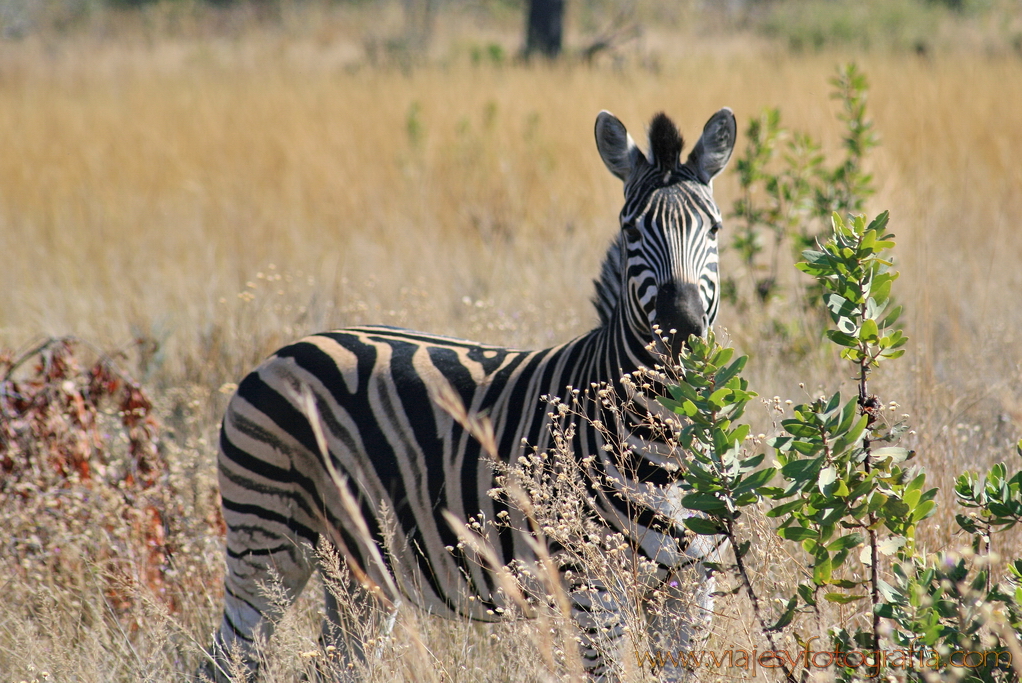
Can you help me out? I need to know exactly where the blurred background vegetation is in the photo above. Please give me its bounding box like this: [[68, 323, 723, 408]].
[[2, 1, 1022, 680], [2, 0, 1021, 59]]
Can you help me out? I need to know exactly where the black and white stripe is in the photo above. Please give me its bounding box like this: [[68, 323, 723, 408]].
[[209, 108, 736, 681]]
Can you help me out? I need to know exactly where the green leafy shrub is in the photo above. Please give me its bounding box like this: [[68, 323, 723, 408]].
[[662, 211, 1022, 680], [728, 63, 878, 311]]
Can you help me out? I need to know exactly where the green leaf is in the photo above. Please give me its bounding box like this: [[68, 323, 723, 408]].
[[886, 331, 908, 348], [818, 465, 838, 495], [846, 411, 870, 443], [825, 330, 858, 348], [733, 467, 777, 495], [711, 346, 735, 368], [871, 277, 893, 305], [793, 586, 817, 613], [877, 579, 900, 603], [877, 536, 907, 556], [739, 452, 765, 470], [782, 420, 820, 439], [766, 498, 806, 518], [880, 304, 903, 329], [683, 517, 724, 536], [713, 428, 731, 457], [882, 497, 911, 520], [733, 492, 758, 507], [709, 387, 732, 408], [858, 229, 876, 253], [668, 382, 698, 402], [714, 355, 748, 386], [840, 347, 865, 363], [675, 399, 698, 417], [731, 424, 752, 450], [825, 293, 858, 324], [782, 456, 824, 483], [778, 526, 818, 542], [866, 210, 890, 235], [823, 593, 867, 604], [860, 318, 879, 343], [872, 446, 911, 463], [874, 604, 895, 619], [682, 492, 729, 514], [800, 249, 830, 266], [827, 533, 864, 552], [767, 596, 798, 631], [684, 458, 718, 486], [813, 553, 833, 585], [823, 392, 842, 417], [865, 296, 888, 322], [956, 514, 978, 533], [835, 396, 858, 432], [657, 397, 683, 413], [912, 500, 936, 523]]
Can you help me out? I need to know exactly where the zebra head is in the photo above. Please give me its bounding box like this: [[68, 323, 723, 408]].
[[594, 109, 736, 358]]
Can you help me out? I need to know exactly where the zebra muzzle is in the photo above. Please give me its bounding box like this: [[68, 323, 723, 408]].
[[654, 281, 706, 358]]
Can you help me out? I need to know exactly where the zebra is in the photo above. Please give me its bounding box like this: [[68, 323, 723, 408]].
[[207, 107, 736, 682]]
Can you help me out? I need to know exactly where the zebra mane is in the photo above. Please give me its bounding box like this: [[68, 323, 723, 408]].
[[648, 112, 684, 170], [592, 233, 624, 327]]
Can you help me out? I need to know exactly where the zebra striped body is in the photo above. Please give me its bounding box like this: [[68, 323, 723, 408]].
[[210, 108, 736, 681]]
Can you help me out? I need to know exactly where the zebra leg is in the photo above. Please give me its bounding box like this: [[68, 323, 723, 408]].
[[644, 534, 726, 681], [319, 575, 399, 681], [208, 530, 318, 682], [571, 583, 629, 682]]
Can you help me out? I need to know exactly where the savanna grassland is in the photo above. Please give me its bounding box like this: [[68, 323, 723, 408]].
[[2, 1, 1022, 680]]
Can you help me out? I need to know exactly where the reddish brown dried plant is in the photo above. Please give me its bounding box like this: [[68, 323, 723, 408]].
[[0, 337, 173, 616]]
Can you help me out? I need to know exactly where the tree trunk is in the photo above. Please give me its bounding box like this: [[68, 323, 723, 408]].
[[525, 0, 565, 59]]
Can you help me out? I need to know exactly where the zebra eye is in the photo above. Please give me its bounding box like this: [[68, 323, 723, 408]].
[[623, 224, 641, 241], [709, 221, 722, 237]]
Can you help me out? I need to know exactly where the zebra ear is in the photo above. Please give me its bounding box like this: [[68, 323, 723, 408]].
[[595, 111, 641, 181], [685, 107, 737, 185]]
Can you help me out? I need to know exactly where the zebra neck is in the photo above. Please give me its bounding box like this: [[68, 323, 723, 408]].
[[591, 234, 623, 327], [578, 299, 659, 392], [590, 235, 663, 381]]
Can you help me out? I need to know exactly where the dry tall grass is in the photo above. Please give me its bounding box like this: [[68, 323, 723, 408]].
[[2, 3, 1022, 680]]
